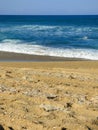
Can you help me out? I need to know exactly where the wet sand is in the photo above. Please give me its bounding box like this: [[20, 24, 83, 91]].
[[0, 55, 98, 130], [0, 51, 85, 61]]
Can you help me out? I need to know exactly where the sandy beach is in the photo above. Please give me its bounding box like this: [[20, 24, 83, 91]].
[[0, 59, 98, 130]]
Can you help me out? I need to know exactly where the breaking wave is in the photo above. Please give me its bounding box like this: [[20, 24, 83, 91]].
[[0, 39, 98, 60]]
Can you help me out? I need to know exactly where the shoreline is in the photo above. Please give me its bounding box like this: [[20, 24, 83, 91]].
[[0, 51, 89, 62]]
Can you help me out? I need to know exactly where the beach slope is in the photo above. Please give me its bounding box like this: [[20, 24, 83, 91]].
[[0, 61, 98, 130]]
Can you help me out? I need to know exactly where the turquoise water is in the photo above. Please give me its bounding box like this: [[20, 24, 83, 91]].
[[0, 15, 98, 60]]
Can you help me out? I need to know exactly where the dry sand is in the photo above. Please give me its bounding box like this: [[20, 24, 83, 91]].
[[0, 61, 98, 130]]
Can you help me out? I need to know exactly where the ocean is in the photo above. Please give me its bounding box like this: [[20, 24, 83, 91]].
[[0, 15, 98, 60]]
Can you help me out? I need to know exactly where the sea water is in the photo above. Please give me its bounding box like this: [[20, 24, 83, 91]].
[[0, 15, 98, 60]]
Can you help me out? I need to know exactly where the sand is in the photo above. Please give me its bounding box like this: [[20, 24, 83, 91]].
[[0, 61, 98, 130], [0, 51, 86, 61]]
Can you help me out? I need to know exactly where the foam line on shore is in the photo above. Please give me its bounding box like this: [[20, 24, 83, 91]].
[[0, 39, 98, 60]]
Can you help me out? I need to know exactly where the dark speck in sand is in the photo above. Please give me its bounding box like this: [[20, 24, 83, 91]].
[[0, 125, 5, 130], [86, 126, 92, 130], [61, 127, 67, 130], [8, 127, 14, 130]]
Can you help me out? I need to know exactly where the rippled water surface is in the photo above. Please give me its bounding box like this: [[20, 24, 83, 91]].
[[0, 15, 98, 59]]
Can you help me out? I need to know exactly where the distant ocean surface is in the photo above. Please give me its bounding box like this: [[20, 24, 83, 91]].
[[0, 15, 98, 60]]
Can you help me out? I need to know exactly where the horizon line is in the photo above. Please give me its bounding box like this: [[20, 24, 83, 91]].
[[0, 14, 98, 16]]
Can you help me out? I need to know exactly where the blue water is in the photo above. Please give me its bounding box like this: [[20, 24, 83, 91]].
[[0, 15, 98, 60]]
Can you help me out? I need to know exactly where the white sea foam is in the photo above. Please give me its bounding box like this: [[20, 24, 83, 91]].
[[0, 39, 98, 60], [82, 36, 88, 40], [1, 25, 97, 40], [1, 24, 97, 33]]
